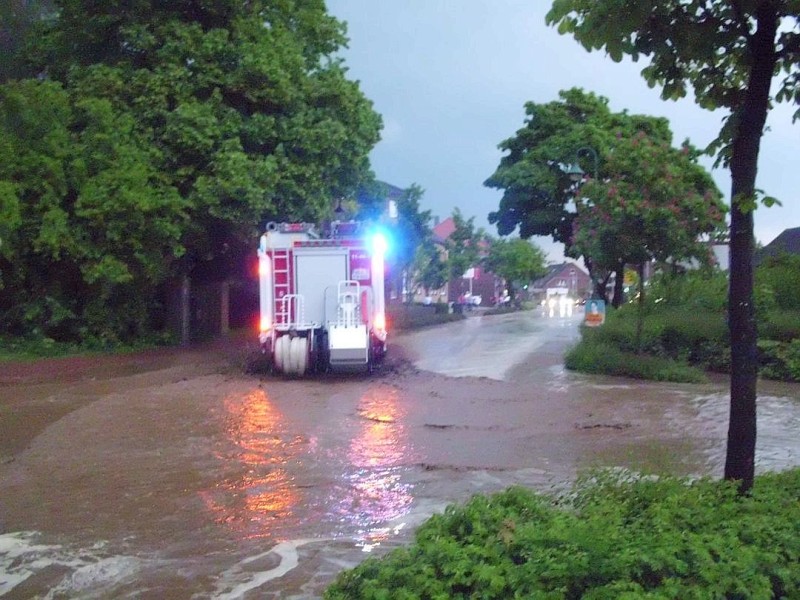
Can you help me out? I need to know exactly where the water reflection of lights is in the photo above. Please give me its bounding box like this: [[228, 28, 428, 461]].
[[543, 296, 574, 318], [339, 386, 415, 550], [201, 389, 302, 539]]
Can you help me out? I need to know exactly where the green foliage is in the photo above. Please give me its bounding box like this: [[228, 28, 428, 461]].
[[760, 310, 800, 344], [565, 327, 707, 383], [0, 0, 55, 82], [572, 134, 725, 273], [758, 339, 800, 382], [386, 303, 463, 331], [647, 269, 728, 312], [568, 267, 800, 380], [545, 2, 800, 156], [390, 184, 434, 274], [1, 0, 381, 343], [485, 88, 671, 253], [755, 254, 800, 311], [0, 329, 175, 360], [412, 242, 448, 295], [446, 208, 483, 282], [326, 469, 800, 599], [483, 87, 721, 297], [0, 79, 187, 342], [483, 237, 547, 296]]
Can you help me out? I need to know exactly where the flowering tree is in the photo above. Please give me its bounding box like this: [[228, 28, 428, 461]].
[[573, 132, 726, 278], [572, 131, 727, 346]]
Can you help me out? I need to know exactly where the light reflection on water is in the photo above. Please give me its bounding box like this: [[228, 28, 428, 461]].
[[337, 386, 415, 549], [199, 385, 417, 550], [200, 389, 302, 539]]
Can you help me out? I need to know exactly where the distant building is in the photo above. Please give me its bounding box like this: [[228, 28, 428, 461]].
[[531, 262, 591, 301]]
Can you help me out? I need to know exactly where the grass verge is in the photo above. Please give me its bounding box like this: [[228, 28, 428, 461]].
[[564, 336, 707, 383]]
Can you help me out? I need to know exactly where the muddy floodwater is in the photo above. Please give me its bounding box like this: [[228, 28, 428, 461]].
[[1, 310, 798, 598]]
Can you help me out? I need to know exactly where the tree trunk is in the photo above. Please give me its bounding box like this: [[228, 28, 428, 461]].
[[612, 262, 625, 308], [723, 6, 778, 494]]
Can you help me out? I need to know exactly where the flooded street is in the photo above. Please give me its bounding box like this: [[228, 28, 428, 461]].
[[1, 310, 798, 598]]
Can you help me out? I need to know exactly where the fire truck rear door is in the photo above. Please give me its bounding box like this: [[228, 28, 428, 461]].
[[294, 248, 349, 325]]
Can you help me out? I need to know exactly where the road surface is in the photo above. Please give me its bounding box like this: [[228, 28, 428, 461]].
[[1, 308, 797, 598]]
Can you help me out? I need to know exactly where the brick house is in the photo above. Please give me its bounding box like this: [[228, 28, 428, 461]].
[[531, 262, 591, 302]]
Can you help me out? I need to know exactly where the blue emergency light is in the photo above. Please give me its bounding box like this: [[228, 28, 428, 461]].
[[369, 231, 389, 257]]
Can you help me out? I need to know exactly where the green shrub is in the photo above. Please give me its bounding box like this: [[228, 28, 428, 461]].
[[0, 330, 177, 361], [756, 254, 800, 310], [758, 339, 800, 382], [0, 335, 81, 360], [565, 336, 707, 383], [325, 469, 800, 599], [387, 304, 464, 331], [568, 268, 799, 382], [647, 270, 728, 312], [760, 309, 800, 342]]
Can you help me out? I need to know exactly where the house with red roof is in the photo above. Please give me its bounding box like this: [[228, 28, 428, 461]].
[[431, 217, 502, 305]]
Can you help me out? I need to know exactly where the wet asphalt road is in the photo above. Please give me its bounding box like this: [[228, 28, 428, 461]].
[[1, 308, 798, 598]]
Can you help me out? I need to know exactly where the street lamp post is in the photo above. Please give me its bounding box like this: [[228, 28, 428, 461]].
[[566, 146, 601, 301]]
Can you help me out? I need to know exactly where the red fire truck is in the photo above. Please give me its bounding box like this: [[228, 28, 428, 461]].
[[257, 221, 388, 375]]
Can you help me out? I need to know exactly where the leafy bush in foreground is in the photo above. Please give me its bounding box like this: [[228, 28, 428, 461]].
[[325, 469, 800, 599]]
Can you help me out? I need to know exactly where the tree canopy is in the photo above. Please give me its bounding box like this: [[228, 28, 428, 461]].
[[572, 132, 726, 276], [0, 0, 381, 342], [547, 0, 800, 492], [412, 242, 448, 297], [446, 208, 484, 283], [483, 237, 547, 299]]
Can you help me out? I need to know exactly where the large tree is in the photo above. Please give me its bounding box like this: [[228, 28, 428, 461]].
[[485, 87, 676, 302], [547, 0, 800, 492], [412, 242, 448, 298], [1, 0, 381, 342], [0, 80, 188, 340]]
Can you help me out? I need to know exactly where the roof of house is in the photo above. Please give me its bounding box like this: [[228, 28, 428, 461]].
[[432, 217, 456, 241], [754, 227, 800, 265], [532, 262, 588, 288]]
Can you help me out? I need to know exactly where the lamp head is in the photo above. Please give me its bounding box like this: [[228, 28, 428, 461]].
[[567, 163, 585, 182]]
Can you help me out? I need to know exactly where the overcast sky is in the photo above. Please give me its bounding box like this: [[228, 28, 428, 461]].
[[325, 1, 798, 261]]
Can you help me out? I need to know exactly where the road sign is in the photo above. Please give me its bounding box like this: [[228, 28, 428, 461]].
[[585, 299, 605, 327]]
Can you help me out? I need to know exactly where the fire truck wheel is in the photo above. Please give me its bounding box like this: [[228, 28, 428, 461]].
[[300, 338, 309, 375], [290, 337, 308, 376], [274, 335, 288, 373]]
